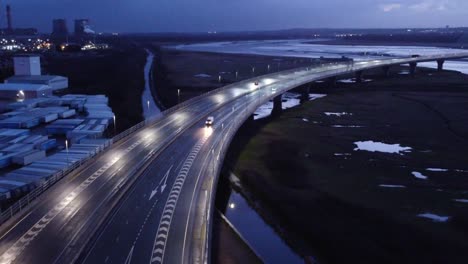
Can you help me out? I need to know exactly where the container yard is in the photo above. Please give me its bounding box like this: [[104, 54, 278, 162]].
[[0, 138, 111, 201], [0, 56, 116, 205], [0, 94, 115, 204]]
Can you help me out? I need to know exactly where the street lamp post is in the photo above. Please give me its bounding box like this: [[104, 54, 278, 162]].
[[65, 139, 69, 166], [147, 100, 150, 111], [177, 89, 180, 104], [113, 114, 117, 135]]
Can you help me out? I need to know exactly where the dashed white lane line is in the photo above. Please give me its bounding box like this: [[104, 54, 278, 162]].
[[0, 137, 149, 264], [150, 135, 209, 264]]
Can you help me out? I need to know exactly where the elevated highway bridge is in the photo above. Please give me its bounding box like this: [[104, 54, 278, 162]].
[[0, 52, 467, 264]]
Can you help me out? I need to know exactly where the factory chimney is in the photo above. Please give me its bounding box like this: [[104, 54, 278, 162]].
[[6, 5, 12, 31]]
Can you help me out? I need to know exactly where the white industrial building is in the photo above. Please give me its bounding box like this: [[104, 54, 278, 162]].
[[13, 55, 41, 76], [0, 83, 53, 100], [6, 75, 68, 91], [0, 55, 68, 100]]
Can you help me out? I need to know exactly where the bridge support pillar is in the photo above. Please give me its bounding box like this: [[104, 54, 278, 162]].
[[382, 66, 391, 77], [437, 59, 445, 71], [272, 94, 282, 116], [409, 62, 417, 76], [355, 70, 363, 83], [327, 76, 337, 87], [300, 85, 311, 103]]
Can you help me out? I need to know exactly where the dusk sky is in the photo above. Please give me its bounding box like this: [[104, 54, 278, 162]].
[[8, 0, 468, 33]]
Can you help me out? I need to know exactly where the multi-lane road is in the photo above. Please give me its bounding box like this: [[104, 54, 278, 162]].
[[0, 53, 467, 264]]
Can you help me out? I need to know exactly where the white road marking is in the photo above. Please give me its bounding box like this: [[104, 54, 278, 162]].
[[0, 137, 149, 264], [124, 246, 134, 264], [149, 135, 209, 264], [149, 166, 173, 201]]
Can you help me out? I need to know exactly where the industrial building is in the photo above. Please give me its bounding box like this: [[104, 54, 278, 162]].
[[52, 19, 68, 37], [0, 55, 68, 100], [6, 75, 68, 90], [0, 83, 53, 100], [13, 55, 41, 75], [74, 19, 90, 35], [0, 5, 37, 36]]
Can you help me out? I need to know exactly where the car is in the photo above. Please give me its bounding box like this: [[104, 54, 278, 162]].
[[205, 116, 214, 127]]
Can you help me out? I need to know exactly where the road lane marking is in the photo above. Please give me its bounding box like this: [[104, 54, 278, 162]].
[[0, 137, 148, 264], [149, 166, 173, 201], [124, 246, 134, 264], [149, 135, 209, 264]]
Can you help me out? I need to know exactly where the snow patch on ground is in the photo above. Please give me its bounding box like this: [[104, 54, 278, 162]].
[[454, 199, 468, 203], [309, 94, 327, 101], [338, 78, 373, 83], [282, 92, 301, 109], [324, 112, 352, 117], [254, 93, 326, 120], [334, 153, 352, 156], [419, 61, 468, 75], [412, 171, 428, 180], [332, 125, 364, 128], [426, 168, 448, 172], [254, 102, 274, 120], [302, 118, 309, 122], [379, 184, 406, 188], [354, 141, 412, 154], [418, 213, 450, 222], [194, 73, 212, 78]]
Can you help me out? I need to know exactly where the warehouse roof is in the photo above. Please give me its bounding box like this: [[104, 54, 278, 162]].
[[0, 83, 51, 92], [6, 75, 67, 84]]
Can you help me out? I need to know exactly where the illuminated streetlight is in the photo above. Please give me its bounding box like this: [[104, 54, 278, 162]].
[[65, 139, 69, 165], [229, 203, 236, 209], [113, 114, 117, 135], [177, 89, 180, 104], [147, 100, 150, 111]]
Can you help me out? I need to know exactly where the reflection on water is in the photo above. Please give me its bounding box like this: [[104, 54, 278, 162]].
[[224, 190, 303, 264]]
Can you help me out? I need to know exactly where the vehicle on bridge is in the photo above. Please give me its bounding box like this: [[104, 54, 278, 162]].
[[205, 116, 214, 127]]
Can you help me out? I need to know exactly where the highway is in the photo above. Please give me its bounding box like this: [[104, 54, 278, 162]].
[[0, 52, 467, 264]]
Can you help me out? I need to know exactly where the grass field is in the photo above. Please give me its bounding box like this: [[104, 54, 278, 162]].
[[224, 67, 468, 264]]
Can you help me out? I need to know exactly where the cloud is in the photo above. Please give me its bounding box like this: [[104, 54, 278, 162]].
[[409, 1, 449, 12], [380, 3, 402, 12]]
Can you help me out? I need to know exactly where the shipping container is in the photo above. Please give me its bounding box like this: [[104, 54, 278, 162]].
[[12, 150, 46, 165]]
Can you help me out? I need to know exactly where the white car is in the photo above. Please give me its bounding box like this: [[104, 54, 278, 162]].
[[205, 116, 214, 127]]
